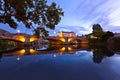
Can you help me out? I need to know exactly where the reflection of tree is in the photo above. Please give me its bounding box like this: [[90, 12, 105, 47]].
[[93, 49, 104, 64], [92, 46, 115, 64]]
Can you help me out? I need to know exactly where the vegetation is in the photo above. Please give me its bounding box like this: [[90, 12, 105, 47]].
[[112, 37, 120, 43], [87, 24, 114, 44], [91, 45, 114, 64], [109, 37, 120, 51], [86, 23, 120, 63], [92, 24, 104, 39], [0, 0, 64, 37], [92, 24, 103, 33], [101, 31, 114, 41]]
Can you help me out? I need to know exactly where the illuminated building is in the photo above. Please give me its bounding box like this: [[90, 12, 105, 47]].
[[58, 31, 76, 37]]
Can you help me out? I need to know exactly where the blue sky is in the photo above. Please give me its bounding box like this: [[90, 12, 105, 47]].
[[0, 0, 120, 36]]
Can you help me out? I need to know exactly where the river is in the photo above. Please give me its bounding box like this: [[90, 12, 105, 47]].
[[0, 44, 120, 80]]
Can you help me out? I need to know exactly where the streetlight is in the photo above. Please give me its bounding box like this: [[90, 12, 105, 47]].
[[54, 31, 56, 36], [76, 33, 78, 37], [17, 30, 20, 34]]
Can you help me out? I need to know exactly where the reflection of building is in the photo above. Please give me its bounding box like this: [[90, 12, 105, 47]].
[[58, 31, 76, 37], [1, 43, 88, 57]]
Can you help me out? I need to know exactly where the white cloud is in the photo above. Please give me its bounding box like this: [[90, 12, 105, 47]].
[[70, 0, 120, 33], [1, 0, 120, 35]]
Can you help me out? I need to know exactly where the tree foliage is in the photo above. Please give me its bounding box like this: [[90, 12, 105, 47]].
[[92, 24, 104, 39], [91, 24, 114, 42], [0, 0, 64, 36], [92, 24, 103, 33], [101, 31, 114, 41], [33, 27, 48, 37]]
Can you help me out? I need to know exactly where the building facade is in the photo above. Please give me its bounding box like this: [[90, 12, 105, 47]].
[[58, 31, 76, 37]]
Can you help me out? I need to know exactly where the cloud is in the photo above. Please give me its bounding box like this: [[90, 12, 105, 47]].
[[48, 25, 88, 36], [58, 0, 120, 33], [1, 0, 120, 35]]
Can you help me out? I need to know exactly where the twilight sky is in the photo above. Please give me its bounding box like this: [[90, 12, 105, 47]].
[[0, 0, 120, 36]]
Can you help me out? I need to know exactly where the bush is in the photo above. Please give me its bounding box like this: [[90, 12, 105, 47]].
[[112, 37, 120, 46]]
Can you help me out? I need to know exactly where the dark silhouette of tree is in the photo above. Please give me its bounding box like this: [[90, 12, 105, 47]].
[[0, 0, 64, 36], [34, 27, 48, 37], [102, 31, 114, 41], [93, 49, 105, 64], [92, 24, 104, 39], [92, 24, 103, 33], [92, 46, 115, 64]]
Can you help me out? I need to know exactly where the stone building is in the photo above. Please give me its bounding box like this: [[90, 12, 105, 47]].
[[58, 31, 77, 37]]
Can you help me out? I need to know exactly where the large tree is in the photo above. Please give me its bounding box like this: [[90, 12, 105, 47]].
[[0, 0, 64, 37], [101, 31, 114, 41], [92, 24, 104, 39], [92, 24, 103, 33]]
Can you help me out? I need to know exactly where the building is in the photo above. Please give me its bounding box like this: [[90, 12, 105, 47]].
[[58, 31, 77, 37]]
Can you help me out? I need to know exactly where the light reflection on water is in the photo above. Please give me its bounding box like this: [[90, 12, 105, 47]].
[[0, 44, 120, 80]]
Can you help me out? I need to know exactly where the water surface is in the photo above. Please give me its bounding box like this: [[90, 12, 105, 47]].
[[0, 45, 120, 80]]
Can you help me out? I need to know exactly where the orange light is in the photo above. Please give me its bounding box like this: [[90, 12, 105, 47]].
[[30, 37, 38, 42], [60, 47, 65, 52], [20, 37, 25, 42], [15, 49, 25, 56], [68, 47, 72, 51], [59, 37, 65, 42], [15, 36, 25, 42], [59, 47, 66, 54], [30, 49, 36, 54], [68, 38, 73, 42]]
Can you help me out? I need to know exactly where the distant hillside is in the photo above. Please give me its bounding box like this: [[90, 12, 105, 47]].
[[0, 28, 12, 36], [0, 28, 32, 37]]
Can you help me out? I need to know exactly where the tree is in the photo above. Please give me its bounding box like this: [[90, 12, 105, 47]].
[[102, 31, 114, 41], [92, 24, 104, 39], [0, 0, 64, 37], [92, 24, 103, 33], [33, 27, 48, 37]]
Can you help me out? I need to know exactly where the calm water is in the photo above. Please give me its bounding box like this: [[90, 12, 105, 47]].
[[0, 45, 120, 80]]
